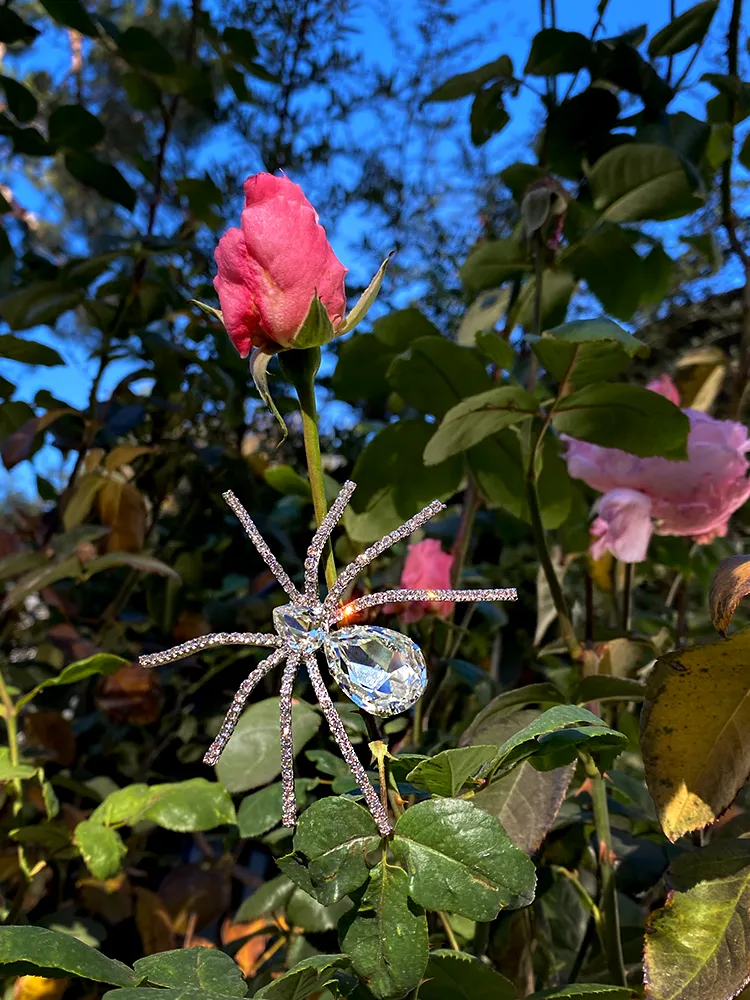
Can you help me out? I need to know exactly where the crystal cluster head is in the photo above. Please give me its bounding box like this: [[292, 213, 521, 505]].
[[273, 604, 326, 653], [324, 625, 427, 717]]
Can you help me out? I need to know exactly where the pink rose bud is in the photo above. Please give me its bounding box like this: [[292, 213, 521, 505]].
[[399, 538, 454, 623], [563, 375, 750, 563], [213, 173, 348, 356]]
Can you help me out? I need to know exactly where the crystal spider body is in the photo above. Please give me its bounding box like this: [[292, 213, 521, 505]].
[[138, 481, 517, 835]]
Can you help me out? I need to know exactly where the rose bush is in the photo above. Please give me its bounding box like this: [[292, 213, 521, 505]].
[[564, 376, 750, 562], [214, 173, 348, 355]]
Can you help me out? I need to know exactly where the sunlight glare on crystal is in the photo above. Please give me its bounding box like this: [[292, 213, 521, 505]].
[[324, 625, 427, 716], [272, 604, 326, 653]]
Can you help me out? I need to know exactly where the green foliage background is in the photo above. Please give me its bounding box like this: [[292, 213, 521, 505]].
[[2, 1, 750, 999]]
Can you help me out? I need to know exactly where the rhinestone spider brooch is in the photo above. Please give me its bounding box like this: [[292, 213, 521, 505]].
[[139, 480, 517, 835]]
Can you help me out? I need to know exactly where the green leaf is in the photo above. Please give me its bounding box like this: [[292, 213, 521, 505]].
[[0, 926, 137, 985], [566, 227, 659, 322], [468, 431, 573, 530], [122, 72, 162, 110], [648, 0, 718, 58], [459, 238, 529, 294], [349, 419, 464, 522], [64, 152, 136, 210], [237, 780, 315, 838], [143, 777, 236, 831], [387, 336, 490, 418], [529, 988, 633, 999], [49, 105, 105, 150], [474, 330, 514, 368], [406, 746, 497, 797], [118, 26, 176, 74], [339, 251, 395, 335], [287, 889, 351, 933], [74, 820, 127, 880], [470, 81, 510, 146], [254, 955, 351, 1000], [17, 653, 128, 710], [250, 346, 287, 442], [340, 861, 428, 1000], [588, 143, 701, 222], [391, 798, 536, 920], [419, 950, 517, 1000], [490, 705, 626, 774], [278, 797, 380, 905], [644, 840, 750, 1000], [39, 0, 98, 37], [572, 676, 646, 705], [530, 318, 649, 387], [551, 382, 690, 459], [0, 76, 37, 123], [235, 874, 295, 922], [89, 779, 235, 831], [0, 762, 38, 780], [0, 8, 40, 45], [222, 27, 258, 68], [0, 283, 82, 331], [525, 29, 595, 76], [82, 552, 180, 580], [0, 333, 64, 366], [134, 948, 247, 996], [471, 715, 575, 855], [426, 55, 513, 102], [423, 385, 538, 465], [372, 308, 441, 349], [89, 784, 154, 827], [215, 696, 320, 794], [332, 334, 394, 404]]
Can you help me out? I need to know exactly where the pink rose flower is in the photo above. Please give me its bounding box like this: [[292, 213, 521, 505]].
[[396, 538, 454, 623], [213, 173, 348, 356], [564, 375, 750, 562]]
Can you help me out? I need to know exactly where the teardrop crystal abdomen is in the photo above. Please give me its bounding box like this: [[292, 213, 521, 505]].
[[323, 625, 427, 717]]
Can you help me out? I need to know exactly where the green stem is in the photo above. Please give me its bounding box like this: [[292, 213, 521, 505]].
[[282, 348, 336, 589], [620, 562, 633, 634], [0, 667, 19, 771], [582, 752, 626, 987]]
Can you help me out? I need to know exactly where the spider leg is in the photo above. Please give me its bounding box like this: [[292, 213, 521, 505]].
[[323, 499, 446, 612], [223, 490, 301, 601], [279, 654, 301, 826], [304, 480, 357, 602], [304, 653, 392, 837], [333, 587, 519, 621], [203, 647, 288, 765], [138, 632, 281, 668]]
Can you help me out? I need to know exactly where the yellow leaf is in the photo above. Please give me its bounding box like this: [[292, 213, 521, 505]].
[[675, 345, 727, 411], [135, 886, 175, 955], [14, 977, 68, 1000], [642, 629, 750, 842], [588, 550, 613, 593], [709, 554, 750, 636], [104, 445, 157, 472], [62, 474, 107, 531], [97, 480, 146, 553]]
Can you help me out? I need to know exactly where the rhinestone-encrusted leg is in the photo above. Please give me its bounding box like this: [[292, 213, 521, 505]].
[[323, 499, 446, 612], [204, 647, 287, 765], [138, 632, 281, 668], [304, 653, 392, 837], [223, 490, 301, 601], [333, 587, 519, 621], [304, 480, 357, 601], [280, 654, 300, 827]]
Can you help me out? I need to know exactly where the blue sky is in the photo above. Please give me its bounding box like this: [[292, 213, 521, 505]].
[[0, 0, 744, 497]]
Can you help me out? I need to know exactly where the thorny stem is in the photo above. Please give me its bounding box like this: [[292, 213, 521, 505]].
[[581, 752, 626, 987], [722, 0, 750, 418], [526, 243, 581, 660], [0, 667, 30, 885], [620, 562, 633, 634], [292, 359, 337, 589]]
